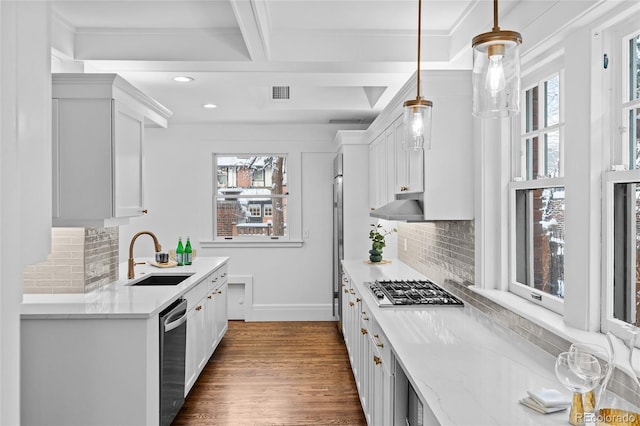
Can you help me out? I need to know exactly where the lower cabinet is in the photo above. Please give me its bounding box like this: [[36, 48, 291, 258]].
[[184, 265, 229, 396], [341, 273, 394, 425]]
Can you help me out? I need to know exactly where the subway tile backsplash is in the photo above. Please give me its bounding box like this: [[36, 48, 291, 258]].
[[23, 227, 119, 294]]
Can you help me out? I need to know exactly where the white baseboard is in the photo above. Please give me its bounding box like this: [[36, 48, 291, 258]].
[[247, 303, 335, 321]]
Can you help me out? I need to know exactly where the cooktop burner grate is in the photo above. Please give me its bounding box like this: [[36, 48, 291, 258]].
[[368, 279, 463, 307]]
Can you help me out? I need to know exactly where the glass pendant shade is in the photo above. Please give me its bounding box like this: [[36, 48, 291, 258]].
[[472, 37, 521, 117], [403, 99, 432, 150], [471, 0, 522, 118]]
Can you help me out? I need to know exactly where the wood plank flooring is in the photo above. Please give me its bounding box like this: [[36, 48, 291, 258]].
[[172, 321, 366, 426]]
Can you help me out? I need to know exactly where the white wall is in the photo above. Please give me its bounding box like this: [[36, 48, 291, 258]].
[[119, 123, 365, 320], [1, 2, 52, 424]]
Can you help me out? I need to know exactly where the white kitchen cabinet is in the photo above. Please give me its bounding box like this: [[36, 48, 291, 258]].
[[51, 73, 171, 227], [367, 70, 473, 220], [184, 263, 229, 396], [184, 273, 210, 394], [393, 117, 423, 195], [340, 272, 394, 426], [213, 274, 229, 343]]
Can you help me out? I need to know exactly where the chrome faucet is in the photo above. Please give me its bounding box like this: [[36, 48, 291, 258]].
[[128, 231, 162, 279]]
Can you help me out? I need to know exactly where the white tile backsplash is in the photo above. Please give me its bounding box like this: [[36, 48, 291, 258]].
[[23, 227, 118, 294]]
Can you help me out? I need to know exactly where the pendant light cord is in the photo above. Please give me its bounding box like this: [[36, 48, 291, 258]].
[[416, 0, 422, 99]]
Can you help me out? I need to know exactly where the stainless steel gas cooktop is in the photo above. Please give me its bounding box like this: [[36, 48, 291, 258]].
[[367, 279, 464, 307]]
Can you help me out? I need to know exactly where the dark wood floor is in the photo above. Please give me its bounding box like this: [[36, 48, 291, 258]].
[[172, 321, 366, 425]]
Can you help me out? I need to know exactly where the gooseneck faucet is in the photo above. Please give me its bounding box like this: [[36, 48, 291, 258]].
[[128, 231, 162, 279]]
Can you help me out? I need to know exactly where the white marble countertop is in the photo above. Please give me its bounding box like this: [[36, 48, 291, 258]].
[[342, 259, 569, 426], [21, 256, 228, 319]]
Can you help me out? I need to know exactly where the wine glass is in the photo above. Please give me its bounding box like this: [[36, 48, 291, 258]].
[[556, 351, 601, 425], [569, 342, 613, 413]]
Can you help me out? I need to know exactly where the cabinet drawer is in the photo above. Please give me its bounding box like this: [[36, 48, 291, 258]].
[[183, 274, 212, 308], [211, 264, 228, 289], [369, 319, 390, 365]]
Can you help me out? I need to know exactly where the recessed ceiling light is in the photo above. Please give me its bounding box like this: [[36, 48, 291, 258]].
[[173, 76, 194, 83], [203, 103, 217, 109]]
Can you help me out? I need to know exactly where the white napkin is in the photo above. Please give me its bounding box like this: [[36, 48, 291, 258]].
[[519, 396, 568, 414], [526, 388, 572, 408]]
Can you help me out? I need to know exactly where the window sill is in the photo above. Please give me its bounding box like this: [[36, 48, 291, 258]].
[[201, 240, 304, 248], [468, 286, 607, 348]]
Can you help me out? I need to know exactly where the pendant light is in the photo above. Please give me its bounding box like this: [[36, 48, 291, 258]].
[[471, 0, 522, 117], [403, 0, 432, 151]]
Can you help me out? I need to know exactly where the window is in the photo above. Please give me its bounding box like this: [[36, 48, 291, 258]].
[[605, 27, 640, 332], [626, 34, 640, 170], [511, 71, 564, 313], [214, 155, 288, 240]]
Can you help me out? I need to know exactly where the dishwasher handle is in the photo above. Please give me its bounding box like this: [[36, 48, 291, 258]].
[[163, 301, 188, 333]]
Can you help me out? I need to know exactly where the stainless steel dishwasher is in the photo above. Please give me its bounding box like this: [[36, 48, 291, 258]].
[[159, 298, 188, 426]]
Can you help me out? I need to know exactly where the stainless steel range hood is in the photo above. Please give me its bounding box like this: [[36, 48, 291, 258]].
[[369, 193, 424, 222]]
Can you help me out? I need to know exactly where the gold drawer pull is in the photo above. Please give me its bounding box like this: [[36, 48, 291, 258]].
[[349, 289, 356, 295], [373, 356, 382, 365], [374, 334, 384, 348], [344, 289, 349, 294], [361, 328, 368, 335], [349, 302, 354, 307], [207, 295, 212, 299], [195, 305, 203, 311], [356, 297, 362, 302]]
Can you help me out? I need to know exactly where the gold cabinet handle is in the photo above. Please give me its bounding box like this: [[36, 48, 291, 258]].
[[374, 334, 384, 348], [356, 297, 362, 302], [400, 186, 408, 192], [344, 289, 349, 294], [214, 289, 222, 294], [349, 289, 356, 295], [361, 328, 368, 335], [373, 355, 382, 365], [207, 295, 212, 299], [362, 313, 369, 321], [142, 209, 148, 214], [195, 305, 203, 311], [349, 302, 354, 307]]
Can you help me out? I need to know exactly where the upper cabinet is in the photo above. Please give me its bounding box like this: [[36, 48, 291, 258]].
[[393, 117, 423, 195], [51, 74, 172, 227], [367, 70, 474, 221]]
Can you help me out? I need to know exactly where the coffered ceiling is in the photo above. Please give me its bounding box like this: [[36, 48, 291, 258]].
[[49, 0, 607, 126]]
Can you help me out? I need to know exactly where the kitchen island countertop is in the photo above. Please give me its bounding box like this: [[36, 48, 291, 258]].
[[342, 259, 568, 426], [21, 256, 229, 319]]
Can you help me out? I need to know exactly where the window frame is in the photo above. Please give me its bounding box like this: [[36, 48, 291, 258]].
[[602, 21, 640, 335], [509, 66, 566, 314], [212, 153, 290, 242]]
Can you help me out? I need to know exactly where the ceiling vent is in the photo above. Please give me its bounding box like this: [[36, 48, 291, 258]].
[[272, 86, 290, 100]]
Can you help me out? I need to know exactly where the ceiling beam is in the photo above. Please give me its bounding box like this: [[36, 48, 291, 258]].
[[229, 0, 271, 62]]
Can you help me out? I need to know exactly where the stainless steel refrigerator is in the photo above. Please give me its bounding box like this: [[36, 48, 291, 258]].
[[333, 153, 344, 328]]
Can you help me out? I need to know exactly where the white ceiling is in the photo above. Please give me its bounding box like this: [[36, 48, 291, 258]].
[[49, 0, 609, 126]]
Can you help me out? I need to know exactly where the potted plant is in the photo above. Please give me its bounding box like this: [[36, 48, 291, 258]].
[[368, 223, 397, 262]]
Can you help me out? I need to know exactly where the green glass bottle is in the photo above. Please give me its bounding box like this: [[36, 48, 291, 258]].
[[176, 237, 184, 266], [184, 237, 192, 265]]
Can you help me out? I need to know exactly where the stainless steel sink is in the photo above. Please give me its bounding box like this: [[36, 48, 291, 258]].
[[130, 274, 193, 286]]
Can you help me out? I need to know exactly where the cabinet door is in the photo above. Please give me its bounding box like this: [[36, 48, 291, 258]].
[[54, 98, 113, 221], [214, 280, 228, 343], [369, 135, 385, 210], [395, 118, 424, 194], [185, 299, 206, 395], [184, 305, 199, 395], [205, 291, 216, 357], [112, 100, 144, 218]]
